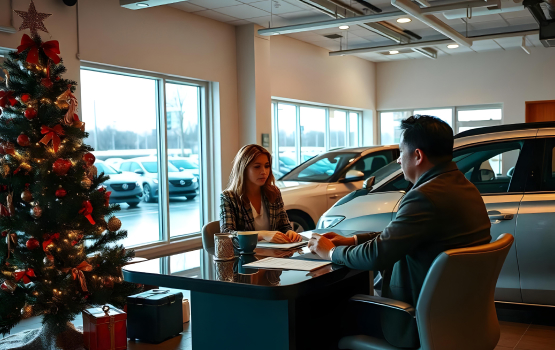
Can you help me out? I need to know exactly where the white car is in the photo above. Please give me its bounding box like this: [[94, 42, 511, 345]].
[[277, 146, 399, 232]]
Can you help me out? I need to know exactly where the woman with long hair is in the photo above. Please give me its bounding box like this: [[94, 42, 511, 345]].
[[220, 144, 302, 243]]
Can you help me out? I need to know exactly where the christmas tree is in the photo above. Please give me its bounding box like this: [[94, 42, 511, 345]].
[[0, 0, 140, 340]]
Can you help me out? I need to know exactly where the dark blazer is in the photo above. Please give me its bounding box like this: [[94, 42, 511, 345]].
[[220, 189, 292, 236], [332, 162, 491, 348]]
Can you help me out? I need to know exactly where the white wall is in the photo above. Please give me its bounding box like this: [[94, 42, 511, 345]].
[[376, 48, 555, 125]]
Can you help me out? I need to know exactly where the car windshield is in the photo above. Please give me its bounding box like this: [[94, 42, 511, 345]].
[[372, 161, 401, 185], [142, 162, 180, 173], [280, 152, 359, 182], [170, 159, 198, 170], [95, 162, 118, 175]]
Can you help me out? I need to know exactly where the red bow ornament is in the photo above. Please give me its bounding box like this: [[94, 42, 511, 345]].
[[14, 268, 36, 284], [0, 91, 17, 108], [62, 261, 93, 292], [17, 34, 61, 65], [42, 232, 59, 261], [79, 200, 95, 225], [0, 203, 12, 217], [40, 124, 65, 152]]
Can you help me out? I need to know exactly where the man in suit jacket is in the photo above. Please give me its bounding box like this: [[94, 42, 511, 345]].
[[308, 115, 491, 348]]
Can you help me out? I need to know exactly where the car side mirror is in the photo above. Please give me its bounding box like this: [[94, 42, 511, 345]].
[[363, 176, 376, 190], [134, 169, 144, 175], [340, 170, 365, 183]]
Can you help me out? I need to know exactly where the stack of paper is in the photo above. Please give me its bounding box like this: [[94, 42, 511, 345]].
[[256, 241, 307, 249], [242, 257, 331, 271]]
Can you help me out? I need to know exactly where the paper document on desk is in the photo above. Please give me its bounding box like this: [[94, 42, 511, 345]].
[[256, 241, 307, 249], [242, 257, 331, 271]]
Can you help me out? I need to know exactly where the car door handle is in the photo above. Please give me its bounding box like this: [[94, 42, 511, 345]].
[[488, 213, 514, 220], [329, 194, 338, 199]]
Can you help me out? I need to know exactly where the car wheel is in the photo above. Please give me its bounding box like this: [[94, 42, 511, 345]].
[[127, 202, 140, 208], [288, 213, 309, 233], [143, 184, 155, 203], [186, 195, 197, 200]]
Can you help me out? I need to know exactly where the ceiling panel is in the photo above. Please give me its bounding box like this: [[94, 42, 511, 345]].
[[194, 10, 239, 22], [249, 0, 304, 15], [227, 19, 253, 25], [499, 9, 533, 19], [493, 36, 523, 49], [169, 2, 206, 12], [465, 14, 504, 23], [466, 19, 508, 30], [214, 4, 270, 18], [278, 10, 328, 20], [188, 0, 242, 9], [470, 39, 502, 51], [505, 16, 538, 26]]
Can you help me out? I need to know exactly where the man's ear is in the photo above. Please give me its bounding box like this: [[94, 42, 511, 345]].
[[414, 148, 425, 165]]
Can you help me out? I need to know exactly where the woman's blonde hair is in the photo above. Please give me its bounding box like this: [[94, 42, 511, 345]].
[[226, 144, 279, 204]]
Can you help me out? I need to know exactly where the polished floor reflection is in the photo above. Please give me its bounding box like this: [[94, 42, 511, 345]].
[[3, 297, 554, 350]]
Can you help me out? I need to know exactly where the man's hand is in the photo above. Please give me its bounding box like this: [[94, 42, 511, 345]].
[[307, 233, 336, 260], [259, 231, 292, 243], [322, 232, 356, 246]]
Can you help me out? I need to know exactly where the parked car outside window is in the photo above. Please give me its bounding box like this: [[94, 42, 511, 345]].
[[95, 160, 142, 207]]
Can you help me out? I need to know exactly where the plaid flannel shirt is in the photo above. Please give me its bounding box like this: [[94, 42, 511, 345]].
[[220, 190, 292, 236]]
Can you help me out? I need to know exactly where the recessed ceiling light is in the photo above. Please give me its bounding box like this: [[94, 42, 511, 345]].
[[339, 25, 350, 30], [136, 3, 149, 7], [389, 50, 399, 55], [272, 33, 280, 35], [396, 18, 411, 23], [447, 44, 459, 49]]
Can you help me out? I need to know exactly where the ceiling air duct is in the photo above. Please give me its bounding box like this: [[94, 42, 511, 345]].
[[523, 0, 555, 47]]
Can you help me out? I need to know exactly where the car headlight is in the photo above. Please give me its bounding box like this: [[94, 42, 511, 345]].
[[192, 177, 197, 183], [152, 179, 159, 184], [317, 216, 346, 229]]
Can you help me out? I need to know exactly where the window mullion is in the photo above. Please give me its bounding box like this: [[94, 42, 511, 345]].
[[295, 104, 301, 165], [325, 108, 330, 151], [157, 78, 170, 243]]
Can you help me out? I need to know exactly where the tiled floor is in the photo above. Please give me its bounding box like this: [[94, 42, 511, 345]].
[[3, 300, 554, 350]]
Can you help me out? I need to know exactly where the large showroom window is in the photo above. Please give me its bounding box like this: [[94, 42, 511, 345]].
[[272, 101, 362, 177], [379, 105, 502, 144], [81, 68, 205, 250]]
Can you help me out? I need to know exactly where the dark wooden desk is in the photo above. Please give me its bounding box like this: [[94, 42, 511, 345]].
[[123, 231, 371, 350]]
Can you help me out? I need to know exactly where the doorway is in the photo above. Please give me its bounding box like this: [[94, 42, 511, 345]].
[[525, 100, 555, 123]]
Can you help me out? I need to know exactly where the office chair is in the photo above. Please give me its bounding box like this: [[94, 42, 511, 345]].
[[339, 233, 514, 350], [201, 220, 220, 250]]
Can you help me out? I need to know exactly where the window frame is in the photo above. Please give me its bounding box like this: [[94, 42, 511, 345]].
[[81, 63, 213, 258], [378, 104, 503, 144], [272, 99, 363, 174]]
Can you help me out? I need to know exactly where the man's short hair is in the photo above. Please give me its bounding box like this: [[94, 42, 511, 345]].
[[400, 115, 454, 164]]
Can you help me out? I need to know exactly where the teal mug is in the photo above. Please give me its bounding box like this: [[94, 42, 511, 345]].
[[232, 232, 258, 254]]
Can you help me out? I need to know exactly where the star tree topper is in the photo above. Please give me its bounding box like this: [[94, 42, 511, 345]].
[[14, 0, 52, 36]]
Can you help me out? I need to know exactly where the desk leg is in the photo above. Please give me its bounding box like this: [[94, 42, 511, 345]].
[[191, 292, 291, 350]]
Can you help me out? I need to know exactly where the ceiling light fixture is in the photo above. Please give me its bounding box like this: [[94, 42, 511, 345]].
[[396, 18, 411, 23], [272, 33, 280, 35], [136, 3, 149, 7], [389, 50, 399, 55], [339, 25, 350, 30], [447, 44, 459, 49]]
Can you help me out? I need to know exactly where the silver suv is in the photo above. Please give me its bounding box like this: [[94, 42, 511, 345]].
[[318, 122, 555, 307]]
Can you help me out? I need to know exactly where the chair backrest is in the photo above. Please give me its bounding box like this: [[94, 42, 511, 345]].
[[202, 220, 221, 250], [416, 233, 514, 350]]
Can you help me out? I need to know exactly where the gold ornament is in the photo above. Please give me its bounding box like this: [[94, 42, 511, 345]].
[[87, 165, 97, 180], [107, 217, 122, 232], [1, 164, 10, 177], [21, 304, 33, 319], [80, 176, 92, 189], [6, 192, 14, 216], [14, 0, 52, 36], [21, 189, 33, 202]]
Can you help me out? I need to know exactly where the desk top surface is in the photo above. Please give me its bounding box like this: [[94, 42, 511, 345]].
[[123, 230, 367, 299]]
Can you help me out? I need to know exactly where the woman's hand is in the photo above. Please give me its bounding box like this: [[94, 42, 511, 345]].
[[285, 230, 303, 243], [259, 231, 292, 243]]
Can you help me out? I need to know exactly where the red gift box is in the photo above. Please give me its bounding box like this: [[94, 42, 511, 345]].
[[83, 305, 127, 350]]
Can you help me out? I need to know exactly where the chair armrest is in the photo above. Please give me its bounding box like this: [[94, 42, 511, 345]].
[[350, 294, 416, 317]]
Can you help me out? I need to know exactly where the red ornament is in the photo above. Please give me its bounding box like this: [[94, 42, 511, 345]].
[[0, 91, 17, 108], [3, 142, 15, 155], [79, 200, 95, 225], [52, 158, 71, 176], [17, 134, 30, 147], [20, 94, 31, 103], [24, 107, 37, 120], [55, 187, 67, 198], [1, 231, 7, 237], [82, 153, 95, 167], [41, 77, 53, 88], [26, 238, 40, 250]]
